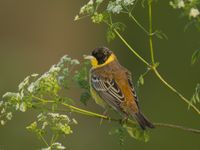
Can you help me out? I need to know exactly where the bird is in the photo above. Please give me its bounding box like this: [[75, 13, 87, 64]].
[[84, 47, 154, 130]]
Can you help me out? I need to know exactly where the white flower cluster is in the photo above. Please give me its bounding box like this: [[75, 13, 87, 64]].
[[107, 0, 136, 14], [189, 8, 200, 18], [0, 100, 13, 126], [42, 142, 66, 150], [170, 0, 200, 18], [170, 0, 185, 8]]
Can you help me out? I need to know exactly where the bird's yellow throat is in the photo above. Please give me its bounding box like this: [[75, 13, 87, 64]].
[[91, 53, 116, 68]]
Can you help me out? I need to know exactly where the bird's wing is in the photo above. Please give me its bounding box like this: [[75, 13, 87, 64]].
[[126, 71, 139, 106], [91, 73, 125, 113]]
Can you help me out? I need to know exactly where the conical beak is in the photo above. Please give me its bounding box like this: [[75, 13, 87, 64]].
[[83, 55, 95, 60]]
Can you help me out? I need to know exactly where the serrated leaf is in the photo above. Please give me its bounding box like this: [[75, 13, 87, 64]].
[[123, 124, 150, 142], [112, 22, 126, 32], [191, 49, 200, 65], [139, 75, 144, 85], [154, 30, 168, 40], [189, 83, 200, 109], [106, 28, 116, 42]]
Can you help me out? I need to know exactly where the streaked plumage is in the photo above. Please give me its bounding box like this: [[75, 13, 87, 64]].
[[86, 47, 154, 130]]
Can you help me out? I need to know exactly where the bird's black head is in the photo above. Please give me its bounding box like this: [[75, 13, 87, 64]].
[[92, 47, 113, 65]]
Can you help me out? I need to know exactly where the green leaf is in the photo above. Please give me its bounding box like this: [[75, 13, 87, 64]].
[[139, 75, 144, 85], [154, 30, 168, 40], [106, 28, 116, 42], [191, 49, 200, 65], [26, 121, 37, 131], [123, 124, 150, 142], [3, 92, 20, 100], [106, 22, 126, 42], [189, 83, 200, 109], [109, 126, 126, 145], [112, 22, 126, 32]]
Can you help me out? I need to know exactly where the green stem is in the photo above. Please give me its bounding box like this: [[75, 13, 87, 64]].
[[114, 29, 151, 67], [129, 13, 149, 35], [61, 102, 110, 120], [32, 96, 200, 134], [33, 96, 110, 120], [154, 122, 200, 134], [39, 133, 49, 148], [153, 68, 200, 115], [148, 1, 155, 64], [50, 134, 59, 148]]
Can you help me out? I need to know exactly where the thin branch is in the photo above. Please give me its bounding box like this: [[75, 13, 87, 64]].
[[39, 133, 49, 147], [148, 1, 155, 64], [129, 13, 149, 35], [154, 122, 200, 134], [33, 96, 200, 134], [153, 68, 200, 115], [114, 29, 151, 67]]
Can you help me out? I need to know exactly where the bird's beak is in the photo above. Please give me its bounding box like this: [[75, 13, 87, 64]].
[[83, 55, 95, 60]]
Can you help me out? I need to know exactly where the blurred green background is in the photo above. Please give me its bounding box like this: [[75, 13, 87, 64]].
[[0, 0, 200, 150]]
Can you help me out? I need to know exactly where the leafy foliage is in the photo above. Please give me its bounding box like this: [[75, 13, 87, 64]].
[[191, 48, 200, 64], [0, 54, 150, 149], [0, 55, 82, 149], [73, 61, 91, 105], [189, 83, 200, 109], [109, 124, 150, 144], [170, 0, 200, 30], [123, 124, 150, 142], [75, 0, 137, 42]]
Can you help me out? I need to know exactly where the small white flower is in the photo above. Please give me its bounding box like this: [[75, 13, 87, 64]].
[[71, 59, 80, 65], [123, 0, 135, 6], [27, 83, 35, 93], [16, 103, 20, 110], [72, 118, 78, 124], [74, 15, 79, 21], [49, 65, 60, 73], [52, 142, 66, 150], [0, 101, 3, 107], [60, 114, 68, 119], [87, 0, 93, 5], [1, 120, 5, 126], [80, 5, 87, 14], [189, 8, 200, 18], [42, 122, 48, 129], [107, 2, 123, 14], [31, 73, 39, 77], [177, 0, 185, 8], [48, 112, 59, 118], [114, 5, 122, 14], [19, 102, 27, 112], [116, 0, 122, 4], [1, 108, 5, 114], [6, 112, 12, 120], [96, 0, 103, 4]]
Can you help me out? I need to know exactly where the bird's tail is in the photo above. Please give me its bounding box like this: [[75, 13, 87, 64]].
[[132, 111, 155, 130]]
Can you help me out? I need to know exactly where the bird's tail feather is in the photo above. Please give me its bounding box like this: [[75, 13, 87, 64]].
[[133, 111, 155, 130]]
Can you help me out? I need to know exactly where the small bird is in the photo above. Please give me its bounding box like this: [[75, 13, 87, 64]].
[[84, 47, 154, 130]]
